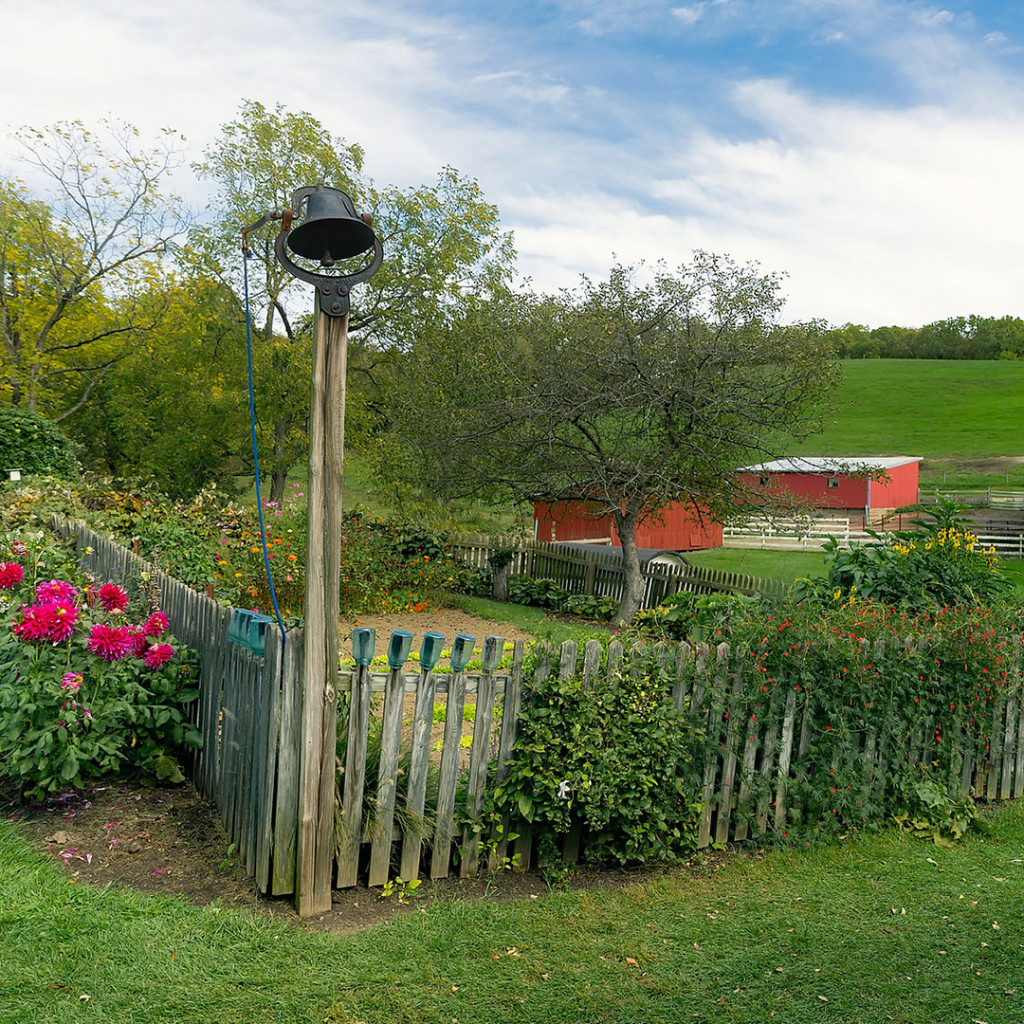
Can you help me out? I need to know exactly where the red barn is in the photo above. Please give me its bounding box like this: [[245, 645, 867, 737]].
[[533, 497, 723, 551], [736, 457, 921, 527]]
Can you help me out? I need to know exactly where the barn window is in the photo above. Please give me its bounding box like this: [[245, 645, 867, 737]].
[[759, 475, 770, 487], [826, 476, 839, 489]]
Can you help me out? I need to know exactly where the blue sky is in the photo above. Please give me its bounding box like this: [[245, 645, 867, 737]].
[[2, 0, 1024, 326]]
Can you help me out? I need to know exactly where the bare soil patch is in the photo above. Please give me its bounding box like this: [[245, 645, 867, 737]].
[[6, 779, 749, 935]]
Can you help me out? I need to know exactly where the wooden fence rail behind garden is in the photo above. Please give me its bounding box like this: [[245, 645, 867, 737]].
[[447, 534, 786, 604], [49, 517, 305, 898]]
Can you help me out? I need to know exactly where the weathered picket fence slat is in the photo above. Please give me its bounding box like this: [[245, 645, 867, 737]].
[[447, 533, 785, 604]]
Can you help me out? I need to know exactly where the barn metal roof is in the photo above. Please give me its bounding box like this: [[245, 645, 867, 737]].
[[739, 456, 922, 474]]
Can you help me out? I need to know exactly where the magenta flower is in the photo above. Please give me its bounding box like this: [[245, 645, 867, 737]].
[[48, 600, 78, 643], [12, 603, 59, 641], [61, 672, 83, 692], [141, 611, 169, 636], [143, 643, 175, 669], [11, 541, 27, 556], [0, 562, 24, 589], [97, 582, 130, 614], [87, 623, 134, 662], [129, 628, 149, 657], [36, 579, 78, 604]]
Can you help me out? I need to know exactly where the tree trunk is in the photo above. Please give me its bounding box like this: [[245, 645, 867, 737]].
[[270, 467, 288, 506], [269, 415, 291, 506], [614, 508, 645, 626], [491, 561, 510, 602]]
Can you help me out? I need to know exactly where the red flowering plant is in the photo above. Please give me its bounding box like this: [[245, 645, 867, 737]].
[[0, 534, 201, 799], [712, 598, 1023, 843]]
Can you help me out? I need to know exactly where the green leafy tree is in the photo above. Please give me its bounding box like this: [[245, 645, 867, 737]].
[[0, 120, 188, 419], [189, 100, 515, 504], [0, 405, 79, 479], [393, 255, 840, 623], [67, 275, 248, 495]]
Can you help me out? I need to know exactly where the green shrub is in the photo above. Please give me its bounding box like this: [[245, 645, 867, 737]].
[[631, 590, 764, 641], [0, 406, 80, 481], [561, 593, 618, 621], [491, 655, 703, 866], [507, 575, 568, 609], [720, 598, 1020, 840]]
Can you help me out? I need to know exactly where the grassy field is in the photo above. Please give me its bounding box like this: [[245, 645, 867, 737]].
[[797, 359, 1024, 487], [4, 803, 1024, 1023]]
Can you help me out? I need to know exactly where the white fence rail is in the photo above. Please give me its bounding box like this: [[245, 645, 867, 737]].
[[723, 517, 882, 551], [926, 489, 1024, 510]]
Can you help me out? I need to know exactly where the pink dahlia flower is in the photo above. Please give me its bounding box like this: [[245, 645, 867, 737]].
[[143, 643, 175, 669], [61, 671, 83, 692], [36, 579, 78, 604], [12, 603, 59, 641], [87, 623, 134, 662], [98, 582, 130, 614], [11, 541, 27, 556], [141, 611, 169, 637], [129, 628, 149, 657], [0, 562, 24, 589], [48, 600, 78, 643]]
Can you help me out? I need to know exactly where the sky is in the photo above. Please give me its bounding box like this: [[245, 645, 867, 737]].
[[2, 0, 1023, 327]]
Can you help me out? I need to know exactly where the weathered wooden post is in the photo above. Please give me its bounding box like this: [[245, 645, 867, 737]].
[[257, 185, 383, 916]]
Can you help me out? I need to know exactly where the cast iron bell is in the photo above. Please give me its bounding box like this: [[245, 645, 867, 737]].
[[286, 185, 376, 265]]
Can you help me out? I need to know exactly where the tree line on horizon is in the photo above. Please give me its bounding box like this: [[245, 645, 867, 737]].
[[823, 315, 1024, 360]]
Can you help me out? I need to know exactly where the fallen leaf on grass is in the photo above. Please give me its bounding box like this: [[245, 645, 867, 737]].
[[625, 958, 638, 967]]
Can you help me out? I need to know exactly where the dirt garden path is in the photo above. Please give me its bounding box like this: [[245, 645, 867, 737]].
[[336, 607, 537, 662]]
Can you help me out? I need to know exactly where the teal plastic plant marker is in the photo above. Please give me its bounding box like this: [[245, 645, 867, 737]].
[[352, 627, 376, 667], [387, 629, 414, 670], [481, 635, 505, 674], [227, 609, 253, 648], [450, 633, 476, 673], [247, 613, 273, 657], [419, 631, 445, 673]]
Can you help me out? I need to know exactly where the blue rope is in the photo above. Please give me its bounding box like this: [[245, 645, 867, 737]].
[[243, 250, 287, 651]]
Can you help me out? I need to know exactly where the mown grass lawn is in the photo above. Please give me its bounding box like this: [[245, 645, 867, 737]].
[[3, 802, 1024, 1023]]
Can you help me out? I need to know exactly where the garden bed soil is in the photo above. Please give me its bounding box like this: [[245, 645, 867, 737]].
[[6, 779, 748, 935], [336, 607, 539, 662]]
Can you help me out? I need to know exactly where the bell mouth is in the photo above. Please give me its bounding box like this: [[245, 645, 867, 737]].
[[286, 218, 376, 263]]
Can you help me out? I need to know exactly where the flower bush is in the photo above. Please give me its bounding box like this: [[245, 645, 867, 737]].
[[0, 534, 201, 798], [797, 501, 1011, 611], [715, 599, 1021, 840]]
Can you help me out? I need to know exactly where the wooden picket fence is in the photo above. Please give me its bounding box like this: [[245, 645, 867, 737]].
[[50, 519, 1024, 904], [447, 533, 786, 603], [332, 630, 1024, 891]]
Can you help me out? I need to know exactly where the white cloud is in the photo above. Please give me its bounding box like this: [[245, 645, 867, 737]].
[[671, 5, 706, 27], [3, 0, 1024, 329]]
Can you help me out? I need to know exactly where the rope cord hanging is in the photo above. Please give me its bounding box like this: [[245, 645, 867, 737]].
[[242, 250, 287, 650]]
